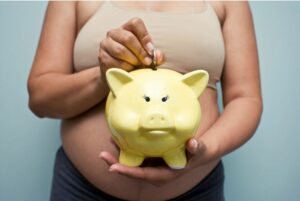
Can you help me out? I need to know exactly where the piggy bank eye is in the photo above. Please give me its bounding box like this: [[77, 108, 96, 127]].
[[143, 95, 151, 102], [161, 95, 169, 102]]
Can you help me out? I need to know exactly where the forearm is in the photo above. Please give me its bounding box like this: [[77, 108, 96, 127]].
[[197, 97, 263, 164], [28, 66, 109, 119]]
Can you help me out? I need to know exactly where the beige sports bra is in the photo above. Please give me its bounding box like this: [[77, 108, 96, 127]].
[[73, 0, 225, 90]]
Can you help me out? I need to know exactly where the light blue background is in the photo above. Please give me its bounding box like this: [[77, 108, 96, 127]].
[[0, 1, 299, 201]]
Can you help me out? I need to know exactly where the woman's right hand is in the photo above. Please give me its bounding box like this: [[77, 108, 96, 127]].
[[98, 17, 164, 78]]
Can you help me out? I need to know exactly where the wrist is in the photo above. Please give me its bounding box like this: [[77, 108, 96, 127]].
[[202, 137, 221, 164], [90, 67, 109, 101]]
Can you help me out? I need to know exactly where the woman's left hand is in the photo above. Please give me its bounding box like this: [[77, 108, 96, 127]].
[[99, 137, 207, 187]]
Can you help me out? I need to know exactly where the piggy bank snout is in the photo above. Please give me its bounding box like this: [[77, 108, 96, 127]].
[[141, 112, 173, 130]]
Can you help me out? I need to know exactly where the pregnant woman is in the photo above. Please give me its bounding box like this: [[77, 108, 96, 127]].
[[27, 1, 262, 200]]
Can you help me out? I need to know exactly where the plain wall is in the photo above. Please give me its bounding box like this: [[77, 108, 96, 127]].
[[0, 1, 299, 201]]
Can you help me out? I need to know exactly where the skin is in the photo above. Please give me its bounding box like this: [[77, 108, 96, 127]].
[[27, 1, 263, 200]]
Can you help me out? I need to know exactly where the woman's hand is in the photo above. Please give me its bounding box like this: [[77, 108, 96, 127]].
[[98, 17, 164, 81], [99, 137, 209, 187]]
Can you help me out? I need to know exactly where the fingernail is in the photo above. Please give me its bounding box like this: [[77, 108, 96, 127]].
[[146, 42, 154, 55], [109, 165, 117, 172], [191, 139, 198, 149], [155, 49, 163, 65], [143, 57, 152, 65]]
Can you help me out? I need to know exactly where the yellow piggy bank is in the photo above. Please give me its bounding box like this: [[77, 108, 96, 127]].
[[105, 68, 208, 169]]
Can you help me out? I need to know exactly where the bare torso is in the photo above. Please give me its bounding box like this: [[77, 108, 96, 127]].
[[61, 1, 225, 200]]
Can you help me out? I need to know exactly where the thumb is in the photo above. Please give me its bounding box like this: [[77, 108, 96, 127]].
[[186, 138, 206, 155], [154, 49, 165, 66]]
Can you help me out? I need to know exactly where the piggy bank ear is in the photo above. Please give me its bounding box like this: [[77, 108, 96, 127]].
[[106, 68, 134, 97], [181, 70, 209, 97]]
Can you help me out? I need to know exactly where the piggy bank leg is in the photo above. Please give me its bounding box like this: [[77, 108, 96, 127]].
[[162, 146, 187, 169], [119, 150, 145, 167]]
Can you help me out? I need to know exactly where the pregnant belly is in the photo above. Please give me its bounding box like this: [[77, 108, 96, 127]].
[[61, 89, 220, 201]]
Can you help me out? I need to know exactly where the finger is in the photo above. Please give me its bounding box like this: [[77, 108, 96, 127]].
[[104, 36, 141, 66], [122, 17, 154, 55], [186, 138, 198, 154], [155, 49, 165, 66], [107, 28, 152, 66], [110, 164, 176, 182], [98, 47, 134, 72], [99, 151, 118, 166], [186, 138, 206, 155]]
